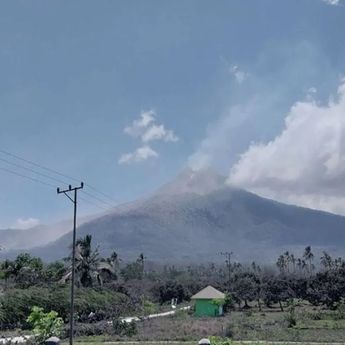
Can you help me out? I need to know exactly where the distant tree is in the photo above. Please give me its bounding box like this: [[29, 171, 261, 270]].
[[303, 246, 315, 275], [276, 254, 287, 275], [2, 253, 44, 288], [320, 251, 334, 271], [98, 251, 120, 284], [44, 261, 65, 282], [232, 272, 259, 309], [62, 234, 100, 287], [262, 276, 293, 311]]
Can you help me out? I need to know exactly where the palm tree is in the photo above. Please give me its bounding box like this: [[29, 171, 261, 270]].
[[303, 246, 314, 275], [97, 251, 120, 285], [290, 254, 296, 274], [62, 235, 120, 287], [62, 234, 100, 287], [276, 254, 287, 274]]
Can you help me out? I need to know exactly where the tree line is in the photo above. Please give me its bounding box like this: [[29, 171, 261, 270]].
[[1, 235, 345, 331]]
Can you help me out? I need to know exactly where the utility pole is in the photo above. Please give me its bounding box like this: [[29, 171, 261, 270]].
[[57, 182, 83, 345], [220, 251, 233, 288]]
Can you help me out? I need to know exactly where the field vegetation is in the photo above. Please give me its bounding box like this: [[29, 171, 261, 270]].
[[2, 236, 345, 344]]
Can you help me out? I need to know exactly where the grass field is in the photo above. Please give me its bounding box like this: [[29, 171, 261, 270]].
[[67, 341, 345, 345], [64, 302, 345, 344]]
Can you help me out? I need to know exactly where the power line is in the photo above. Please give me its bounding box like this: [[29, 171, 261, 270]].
[[81, 190, 114, 208], [0, 148, 117, 203], [79, 196, 109, 211], [84, 183, 117, 203], [0, 149, 79, 183], [0, 165, 112, 212], [0, 166, 56, 189], [0, 156, 67, 185]]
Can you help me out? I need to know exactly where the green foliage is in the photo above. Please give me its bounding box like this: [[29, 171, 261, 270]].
[[112, 319, 137, 336], [209, 336, 233, 345], [0, 286, 131, 329], [335, 299, 345, 320], [26, 306, 63, 343], [212, 298, 225, 307], [223, 293, 235, 312], [284, 300, 297, 328], [0, 253, 45, 288], [121, 262, 143, 281], [142, 299, 157, 315], [153, 281, 188, 304]]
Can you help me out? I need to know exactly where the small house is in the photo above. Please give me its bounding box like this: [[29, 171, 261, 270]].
[[191, 285, 225, 317]]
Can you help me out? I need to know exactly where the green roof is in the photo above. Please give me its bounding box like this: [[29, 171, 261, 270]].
[[191, 285, 225, 299]]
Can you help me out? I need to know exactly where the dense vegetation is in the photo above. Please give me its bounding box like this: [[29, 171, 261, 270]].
[[2, 236, 345, 342]]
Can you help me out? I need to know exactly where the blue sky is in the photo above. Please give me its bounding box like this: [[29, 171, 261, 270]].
[[1, 0, 345, 228]]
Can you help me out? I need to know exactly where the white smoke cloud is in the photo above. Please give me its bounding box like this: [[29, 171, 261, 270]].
[[13, 217, 40, 230], [322, 0, 340, 6], [227, 80, 345, 215], [118, 145, 158, 164], [229, 65, 248, 84], [142, 124, 179, 143], [119, 109, 178, 164], [124, 110, 156, 138], [188, 98, 262, 171]]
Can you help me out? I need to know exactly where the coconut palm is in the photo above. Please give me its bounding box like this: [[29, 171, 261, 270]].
[[62, 234, 118, 287], [303, 246, 314, 275]]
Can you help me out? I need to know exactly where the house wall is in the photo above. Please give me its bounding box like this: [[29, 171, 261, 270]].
[[194, 299, 220, 317]]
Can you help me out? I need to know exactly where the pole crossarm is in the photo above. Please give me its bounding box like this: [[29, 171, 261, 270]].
[[57, 182, 84, 196]]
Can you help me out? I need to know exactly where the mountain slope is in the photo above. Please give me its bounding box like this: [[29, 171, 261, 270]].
[[29, 169, 345, 262], [0, 214, 98, 253]]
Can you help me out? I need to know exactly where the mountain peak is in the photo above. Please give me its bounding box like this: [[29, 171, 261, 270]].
[[155, 167, 226, 196]]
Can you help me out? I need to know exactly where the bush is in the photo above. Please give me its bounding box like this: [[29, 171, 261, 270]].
[[73, 321, 112, 336], [112, 319, 137, 336], [284, 301, 297, 328], [0, 286, 132, 330], [27, 306, 63, 343], [209, 336, 233, 345], [335, 299, 345, 320]]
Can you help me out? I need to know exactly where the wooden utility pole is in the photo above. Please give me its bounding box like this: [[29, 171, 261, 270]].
[[220, 251, 233, 287], [57, 182, 83, 345]]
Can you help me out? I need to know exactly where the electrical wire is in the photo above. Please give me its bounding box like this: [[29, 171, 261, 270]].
[[0, 148, 117, 203], [0, 149, 117, 208], [0, 165, 112, 212], [81, 190, 114, 208], [0, 156, 67, 185], [0, 166, 56, 189]]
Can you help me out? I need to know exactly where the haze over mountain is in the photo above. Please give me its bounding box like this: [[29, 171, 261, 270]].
[[7, 168, 343, 263], [0, 214, 98, 253]]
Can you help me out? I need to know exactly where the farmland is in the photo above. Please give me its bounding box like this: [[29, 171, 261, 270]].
[[2, 240, 345, 344]]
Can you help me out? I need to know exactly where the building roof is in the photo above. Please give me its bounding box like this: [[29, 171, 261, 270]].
[[191, 285, 225, 300]]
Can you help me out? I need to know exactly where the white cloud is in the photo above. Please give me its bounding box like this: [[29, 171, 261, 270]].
[[227, 80, 345, 215], [13, 217, 40, 230], [118, 145, 158, 164], [322, 0, 340, 5], [220, 57, 249, 84], [124, 110, 156, 138], [142, 124, 179, 143], [119, 109, 178, 164], [229, 65, 248, 84]]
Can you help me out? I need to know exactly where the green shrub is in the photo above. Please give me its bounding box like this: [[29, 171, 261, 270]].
[[335, 299, 345, 320], [284, 301, 297, 328], [27, 306, 63, 343], [74, 321, 112, 336], [209, 336, 233, 345], [0, 286, 131, 330], [112, 318, 137, 336]]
